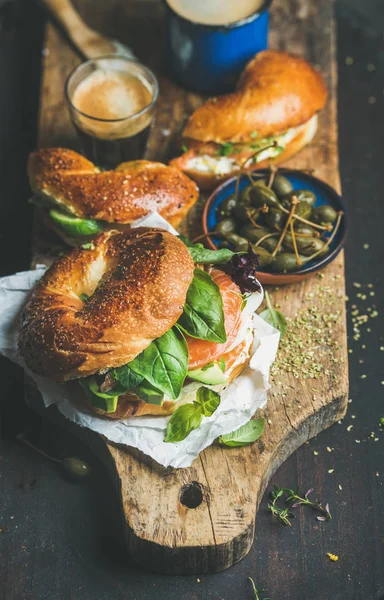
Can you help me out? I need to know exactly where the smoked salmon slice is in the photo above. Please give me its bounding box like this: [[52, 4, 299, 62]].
[[187, 269, 243, 370]]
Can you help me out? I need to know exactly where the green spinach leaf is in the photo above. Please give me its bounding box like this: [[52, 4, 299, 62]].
[[178, 236, 238, 265], [112, 364, 144, 390], [178, 268, 226, 343], [127, 326, 188, 400], [259, 291, 287, 337], [219, 419, 265, 447]]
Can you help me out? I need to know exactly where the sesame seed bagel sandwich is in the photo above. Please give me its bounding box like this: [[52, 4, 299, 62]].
[[170, 50, 327, 190], [28, 148, 199, 246], [18, 227, 262, 425]]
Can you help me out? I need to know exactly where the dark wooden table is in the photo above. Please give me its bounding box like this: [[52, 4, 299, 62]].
[[0, 1, 383, 599]]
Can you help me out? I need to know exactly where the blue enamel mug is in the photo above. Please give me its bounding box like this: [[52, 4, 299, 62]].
[[163, 0, 272, 94]]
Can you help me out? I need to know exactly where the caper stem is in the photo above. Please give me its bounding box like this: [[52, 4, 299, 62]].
[[267, 165, 278, 189], [291, 213, 332, 231], [254, 232, 279, 247], [272, 195, 299, 257], [16, 433, 61, 464], [289, 218, 302, 265], [246, 209, 263, 229], [276, 202, 332, 231], [235, 142, 279, 201], [303, 211, 344, 263]]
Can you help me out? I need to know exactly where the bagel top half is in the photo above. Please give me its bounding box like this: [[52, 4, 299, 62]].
[[182, 50, 327, 144], [18, 228, 194, 382], [28, 148, 199, 227]]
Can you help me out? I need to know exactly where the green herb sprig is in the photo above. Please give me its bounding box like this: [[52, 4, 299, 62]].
[[268, 485, 295, 526], [248, 577, 270, 600], [268, 484, 332, 526], [284, 486, 332, 521]]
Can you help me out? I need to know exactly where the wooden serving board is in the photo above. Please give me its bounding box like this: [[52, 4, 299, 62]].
[[30, 0, 348, 574]]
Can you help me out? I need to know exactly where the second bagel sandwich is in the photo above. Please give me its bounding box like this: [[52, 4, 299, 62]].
[[171, 50, 327, 190], [28, 148, 199, 246], [18, 227, 262, 430]]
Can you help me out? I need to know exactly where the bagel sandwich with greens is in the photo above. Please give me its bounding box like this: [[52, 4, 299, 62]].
[[28, 148, 199, 246], [18, 228, 262, 439]]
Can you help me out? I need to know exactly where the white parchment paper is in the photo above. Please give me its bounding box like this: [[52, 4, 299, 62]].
[[0, 214, 280, 468]]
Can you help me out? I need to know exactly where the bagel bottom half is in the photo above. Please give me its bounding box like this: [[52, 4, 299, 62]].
[[79, 335, 254, 420], [170, 116, 318, 191]]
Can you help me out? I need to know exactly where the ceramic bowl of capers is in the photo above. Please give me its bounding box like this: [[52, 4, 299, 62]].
[[202, 168, 347, 284]]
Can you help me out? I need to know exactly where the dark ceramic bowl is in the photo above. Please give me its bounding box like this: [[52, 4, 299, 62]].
[[202, 169, 347, 285]]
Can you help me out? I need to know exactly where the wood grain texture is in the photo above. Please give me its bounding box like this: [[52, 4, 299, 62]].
[[30, 0, 348, 574]]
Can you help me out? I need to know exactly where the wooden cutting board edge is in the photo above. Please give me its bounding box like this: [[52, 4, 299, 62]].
[[26, 0, 348, 575]]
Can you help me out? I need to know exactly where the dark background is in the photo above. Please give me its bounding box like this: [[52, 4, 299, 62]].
[[0, 1, 383, 599]]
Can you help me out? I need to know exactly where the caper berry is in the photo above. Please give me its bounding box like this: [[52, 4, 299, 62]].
[[233, 202, 259, 222], [217, 195, 237, 218], [216, 218, 237, 236], [293, 223, 318, 236], [298, 237, 327, 256], [271, 174, 293, 198], [253, 177, 268, 187], [247, 184, 279, 208], [270, 253, 307, 273], [283, 232, 318, 252], [258, 235, 280, 253], [311, 205, 337, 225], [294, 202, 313, 220], [225, 233, 249, 251], [240, 225, 271, 243], [264, 208, 286, 230], [62, 457, 90, 479], [251, 245, 274, 267], [282, 189, 316, 209]]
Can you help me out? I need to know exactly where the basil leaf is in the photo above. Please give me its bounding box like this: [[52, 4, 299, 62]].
[[112, 364, 144, 390], [178, 268, 226, 343], [134, 381, 164, 405], [259, 291, 287, 337], [194, 386, 220, 417], [219, 419, 265, 447], [127, 327, 188, 400], [164, 403, 203, 443]]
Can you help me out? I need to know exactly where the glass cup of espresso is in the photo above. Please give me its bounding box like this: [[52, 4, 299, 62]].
[[65, 56, 159, 169]]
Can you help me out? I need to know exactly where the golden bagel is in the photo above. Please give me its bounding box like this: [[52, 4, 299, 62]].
[[28, 148, 199, 229], [19, 228, 195, 382]]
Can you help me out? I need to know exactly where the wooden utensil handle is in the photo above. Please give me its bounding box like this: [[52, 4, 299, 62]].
[[40, 0, 116, 58], [41, 0, 94, 39]]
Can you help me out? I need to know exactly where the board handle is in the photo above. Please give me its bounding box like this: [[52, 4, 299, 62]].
[[40, 0, 134, 59]]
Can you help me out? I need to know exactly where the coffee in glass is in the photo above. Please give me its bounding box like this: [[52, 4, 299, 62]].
[[65, 57, 158, 169]]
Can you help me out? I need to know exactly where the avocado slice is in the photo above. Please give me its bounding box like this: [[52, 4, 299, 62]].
[[81, 375, 122, 413], [134, 381, 164, 405], [49, 209, 103, 236], [188, 362, 227, 385]]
